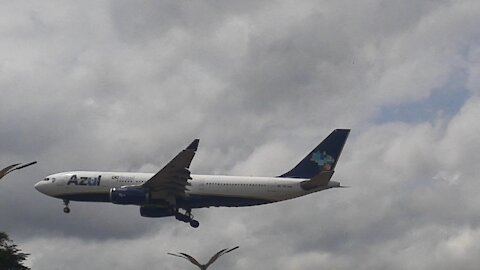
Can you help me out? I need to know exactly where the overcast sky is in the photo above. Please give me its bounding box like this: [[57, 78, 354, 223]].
[[1, 0, 480, 269]]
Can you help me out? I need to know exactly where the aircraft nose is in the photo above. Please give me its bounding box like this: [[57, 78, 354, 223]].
[[34, 181, 47, 194]]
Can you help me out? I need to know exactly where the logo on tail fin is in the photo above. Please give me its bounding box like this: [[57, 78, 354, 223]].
[[311, 151, 335, 171]]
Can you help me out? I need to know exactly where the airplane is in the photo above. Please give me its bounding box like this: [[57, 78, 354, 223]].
[[34, 129, 350, 228]]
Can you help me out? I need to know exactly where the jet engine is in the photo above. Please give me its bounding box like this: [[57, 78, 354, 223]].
[[140, 206, 175, 217], [110, 186, 149, 205]]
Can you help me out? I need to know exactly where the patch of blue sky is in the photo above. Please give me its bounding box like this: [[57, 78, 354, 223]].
[[375, 69, 470, 124]]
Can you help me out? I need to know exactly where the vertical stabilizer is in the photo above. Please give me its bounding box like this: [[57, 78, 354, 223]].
[[279, 129, 350, 178]]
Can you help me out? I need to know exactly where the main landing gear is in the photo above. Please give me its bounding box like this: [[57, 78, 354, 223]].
[[63, 199, 71, 213], [175, 208, 200, 228]]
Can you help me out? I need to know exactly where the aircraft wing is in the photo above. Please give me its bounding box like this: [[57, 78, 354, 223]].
[[142, 139, 199, 202]]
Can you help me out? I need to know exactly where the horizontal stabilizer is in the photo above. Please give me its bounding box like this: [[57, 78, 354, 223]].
[[300, 170, 334, 190]]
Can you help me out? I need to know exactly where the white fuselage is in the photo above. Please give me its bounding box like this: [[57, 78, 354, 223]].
[[34, 171, 338, 208]]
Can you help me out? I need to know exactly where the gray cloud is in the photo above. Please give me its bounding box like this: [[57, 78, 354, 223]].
[[1, 0, 480, 269]]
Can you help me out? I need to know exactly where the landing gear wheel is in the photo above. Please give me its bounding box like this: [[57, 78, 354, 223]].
[[174, 208, 199, 227], [189, 220, 199, 228], [62, 199, 70, 214]]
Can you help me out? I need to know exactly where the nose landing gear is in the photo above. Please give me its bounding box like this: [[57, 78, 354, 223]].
[[63, 199, 70, 213]]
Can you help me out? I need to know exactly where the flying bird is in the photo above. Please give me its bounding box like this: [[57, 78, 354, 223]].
[[0, 161, 37, 180], [168, 246, 239, 270]]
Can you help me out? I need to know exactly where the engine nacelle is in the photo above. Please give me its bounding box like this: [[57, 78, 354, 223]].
[[110, 186, 149, 205], [140, 206, 175, 218]]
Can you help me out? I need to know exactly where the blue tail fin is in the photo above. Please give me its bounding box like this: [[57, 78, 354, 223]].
[[279, 129, 350, 178]]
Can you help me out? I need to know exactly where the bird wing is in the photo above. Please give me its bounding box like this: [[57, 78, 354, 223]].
[[225, 246, 240, 253], [167, 253, 185, 259], [178, 252, 204, 268], [14, 161, 37, 170], [168, 252, 204, 268], [205, 246, 239, 267], [0, 163, 21, 179], [0, 162, 37, 180], [204, 248, 230, 267]]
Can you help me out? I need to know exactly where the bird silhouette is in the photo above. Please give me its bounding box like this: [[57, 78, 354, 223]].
[[168, 246, 239, 270], [0, 161, 37, 180]]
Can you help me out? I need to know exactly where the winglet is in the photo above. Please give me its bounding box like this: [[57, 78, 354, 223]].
[[187, 139, 200, 151]]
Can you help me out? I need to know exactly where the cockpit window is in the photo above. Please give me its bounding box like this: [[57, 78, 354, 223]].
[[44, 178, 49, 181]]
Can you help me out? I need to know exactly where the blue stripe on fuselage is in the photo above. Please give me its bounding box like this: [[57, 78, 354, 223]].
[[178, 194, 273, 208], [57, 193, 111, 202], [55, 193, 273, 208]]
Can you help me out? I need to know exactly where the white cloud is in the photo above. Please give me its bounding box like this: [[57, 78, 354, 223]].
[[1, 0, 480, 269]]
